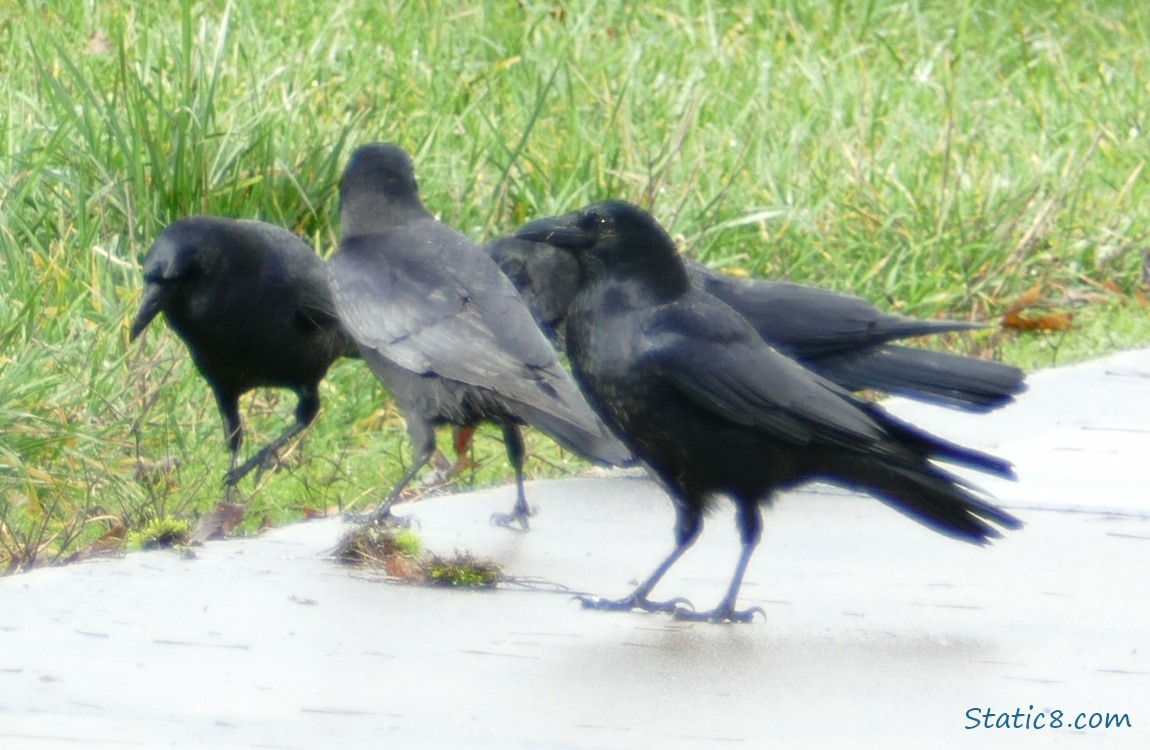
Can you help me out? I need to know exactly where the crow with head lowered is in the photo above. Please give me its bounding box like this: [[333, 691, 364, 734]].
[[129, 217, 355, 501], [329, 144, 630, 530], [516, 200, 1022, 622]]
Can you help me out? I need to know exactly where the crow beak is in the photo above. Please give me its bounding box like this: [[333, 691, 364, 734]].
[[129, 283, 170, 342], [514, 214, 594, 250]]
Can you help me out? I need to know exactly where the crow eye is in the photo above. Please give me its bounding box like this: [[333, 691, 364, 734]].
[[579, 210, 611, 233]]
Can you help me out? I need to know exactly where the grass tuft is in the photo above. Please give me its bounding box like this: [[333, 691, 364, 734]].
[[427, 554, 503, 589], [336, 524, 500, 588]]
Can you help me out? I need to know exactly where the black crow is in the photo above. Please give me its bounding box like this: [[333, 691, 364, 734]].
[[329, 143, 630, 530], [483, 235, 1025, 410], [516, 201, 1022, 623], [129, 217, 354, 501], [485, 235, 581, 344]]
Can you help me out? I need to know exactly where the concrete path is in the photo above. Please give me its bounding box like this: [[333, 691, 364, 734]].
[[2, 349, 1149, 749]]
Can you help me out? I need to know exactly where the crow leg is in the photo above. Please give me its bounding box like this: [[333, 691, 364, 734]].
[[579, 503, 702, 614], [490, 424, 533, 531], [421, 425, 478, 487], [216, 392, 244, 503], [450, 425, 477, 475], [368, 415, 437, 526], [226, 388, 320, 488], [675, 501, 766, 623]]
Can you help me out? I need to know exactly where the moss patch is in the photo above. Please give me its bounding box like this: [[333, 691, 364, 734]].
[[336, 524, 501, 588], [126, 518, 192, 551]]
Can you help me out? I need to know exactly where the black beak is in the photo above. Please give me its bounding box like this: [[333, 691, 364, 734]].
[[129, 283, 170, 342], [514, 213, 594, 251]]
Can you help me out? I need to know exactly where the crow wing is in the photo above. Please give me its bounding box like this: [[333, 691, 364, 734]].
[[239, 221, 343, 331], [688, 264, 983, 356], [642, 294, 890, 450], [330, 221, 599, 426]]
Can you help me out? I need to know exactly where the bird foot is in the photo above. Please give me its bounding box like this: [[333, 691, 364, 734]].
[[225, 447, 280, 486], [420, 451, 453, 487], [419, 468, 449, 488], [489, 505, 536, 532], [450, 457, 478, 476], [420, 454, 479, 488], [672, 603, 766, 624], [575, 593, 693, 616], [343, 506, 419, 530], [373, 512, 417, 530]]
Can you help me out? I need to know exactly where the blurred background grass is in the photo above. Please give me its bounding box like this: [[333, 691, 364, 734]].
[[2, 0, 1148, 571]]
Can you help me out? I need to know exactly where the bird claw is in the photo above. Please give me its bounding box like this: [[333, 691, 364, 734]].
[[344, 506, 420, 530], [574, 594, 694, 616], [673, 604, 766, 624], [374, 512, 418, 530], [489, 505, 536, 532], [421, 450, 478, 487], [225, 447, 280, 486], [419, 466, 450, 488]]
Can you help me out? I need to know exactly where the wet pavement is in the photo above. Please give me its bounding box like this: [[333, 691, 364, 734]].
[[2, 348, 1148, 749]]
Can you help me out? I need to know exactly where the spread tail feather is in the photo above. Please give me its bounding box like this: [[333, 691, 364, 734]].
[[833, 455, 1023, 544], [811, 345, 1027, 412]]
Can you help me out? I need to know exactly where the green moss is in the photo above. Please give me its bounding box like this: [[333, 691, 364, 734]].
[[392, 529, 423, 558], [427, 555, 503, 588], [126, 518, 191, 551]]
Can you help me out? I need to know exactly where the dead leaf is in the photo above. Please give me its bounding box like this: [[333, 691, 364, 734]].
[[190, 503, 246, 544], [1006, 283, 1044, 313], [385, 553, 425, 582], [63, 524, 126, 564], [1003, 310, 1075, 332]]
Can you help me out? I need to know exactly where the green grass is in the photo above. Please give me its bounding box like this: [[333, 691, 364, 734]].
[[2, 0, 1149, 571]]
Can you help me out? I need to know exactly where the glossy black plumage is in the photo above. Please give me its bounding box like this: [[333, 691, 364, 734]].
[[129, 217, 354, 500], [516, 201, 1022, 622], [329, 143, 630, 529], [484, 235, 1025, 411]]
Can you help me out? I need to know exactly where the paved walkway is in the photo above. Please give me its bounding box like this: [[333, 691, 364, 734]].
[[2, 349, 1148, 749]]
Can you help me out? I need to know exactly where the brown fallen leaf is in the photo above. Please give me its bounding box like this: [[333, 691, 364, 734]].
[[1003, 310, 1075, 332], [1007, 283, 1045, 312], [63, 524, 127, 564], [190, 503, 246, 544]]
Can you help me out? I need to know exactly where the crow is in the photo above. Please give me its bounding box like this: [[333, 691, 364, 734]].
[[328, 143, 631, 530], [129, 217, 354, 502], [516, 200, 1022, 623], [485, 235, 581, 344], [483, 235, 1025, 410]]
